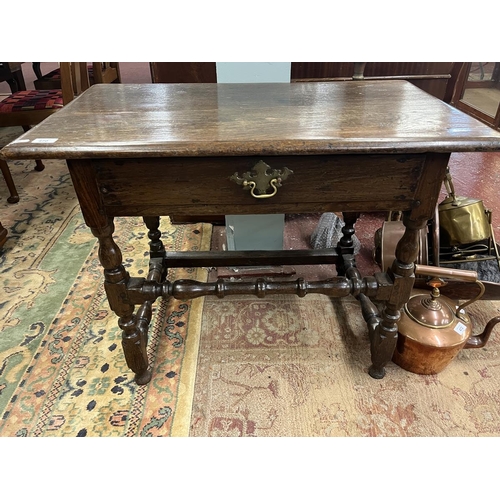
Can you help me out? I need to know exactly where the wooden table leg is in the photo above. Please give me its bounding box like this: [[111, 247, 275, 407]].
[[0, 158, 20, 203], [91, 220, 152, 385], [0, 220, 7, 247], [67, 159, 152, 384], [368, 214, 420, 378], [368, 152, 450, 378], [336, 211, 360, 275]]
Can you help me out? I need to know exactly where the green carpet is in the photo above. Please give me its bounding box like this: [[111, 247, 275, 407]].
[[0, 127, 211, 435]]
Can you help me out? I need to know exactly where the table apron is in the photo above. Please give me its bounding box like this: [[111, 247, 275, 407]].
[[92, 154, 425, 217]]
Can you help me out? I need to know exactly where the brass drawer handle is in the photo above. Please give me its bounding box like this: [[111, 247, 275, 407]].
[[230, 160, 293, 199], [244, 178, 278, 199]]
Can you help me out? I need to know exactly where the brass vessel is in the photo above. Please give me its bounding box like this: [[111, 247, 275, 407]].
[[438, 170, 490, 247]]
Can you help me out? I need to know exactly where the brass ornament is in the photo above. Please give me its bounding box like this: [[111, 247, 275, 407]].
[[230, 160, 293, 199]]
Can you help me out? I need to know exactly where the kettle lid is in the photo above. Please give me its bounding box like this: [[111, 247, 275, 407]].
[[405, 291, 455, 327], [400, 283, 472, 348]]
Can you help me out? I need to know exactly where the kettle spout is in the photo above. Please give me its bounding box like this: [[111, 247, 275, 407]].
[[465, 316, 500, 348]]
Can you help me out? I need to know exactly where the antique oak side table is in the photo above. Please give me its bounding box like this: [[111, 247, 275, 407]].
[[3, 82, 500, 385]]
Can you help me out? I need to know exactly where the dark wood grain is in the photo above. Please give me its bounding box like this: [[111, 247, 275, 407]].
[[291, 62, 456, 101], [2, 81, 500, 161], [93, 154, 424, 216], [4, 80, 500, 385], [161, 249, 339, 267], [150, 62, 216, 83], [0, 220, 7, 247]]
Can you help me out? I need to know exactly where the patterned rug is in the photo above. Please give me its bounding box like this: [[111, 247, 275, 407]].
[[0, 127, 212, 436], [190, 194, 500, 437], [190, 293, 500, 436], [4, 123, 500, 438]]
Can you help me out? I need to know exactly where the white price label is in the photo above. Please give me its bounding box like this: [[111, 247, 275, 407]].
[[454, 322, 467, 335], [32, 138, 58, 144]]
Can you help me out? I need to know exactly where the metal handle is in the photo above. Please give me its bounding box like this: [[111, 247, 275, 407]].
[[415, 264, 485, 320], [244, 178, 279, 199], [415, 264, 478, 282], [230, 160, 293, 199]]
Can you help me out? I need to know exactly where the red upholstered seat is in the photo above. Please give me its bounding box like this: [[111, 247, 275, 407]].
[[1, 63, 118, 204], [0, 90, 64, 113]]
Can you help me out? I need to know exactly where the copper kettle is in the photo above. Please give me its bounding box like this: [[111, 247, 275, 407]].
[[393, 265, 500, 375]]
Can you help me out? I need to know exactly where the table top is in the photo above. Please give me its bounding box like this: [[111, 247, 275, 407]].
[[2, 81, 500, 160]]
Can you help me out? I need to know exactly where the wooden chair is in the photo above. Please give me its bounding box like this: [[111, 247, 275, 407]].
[[1, 62, 89, 203], [0, 62, 27, 92], [33, 62, 120, 90]]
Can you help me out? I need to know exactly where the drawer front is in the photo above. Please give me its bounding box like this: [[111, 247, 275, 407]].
[[94, 154, 425, 217]]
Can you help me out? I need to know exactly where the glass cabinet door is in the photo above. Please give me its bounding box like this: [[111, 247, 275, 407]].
[[455, 63, 500, 130]]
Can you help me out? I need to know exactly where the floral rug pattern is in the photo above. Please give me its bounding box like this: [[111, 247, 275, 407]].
[[1, 127, 211, 436], [190, 294, 500, 436]]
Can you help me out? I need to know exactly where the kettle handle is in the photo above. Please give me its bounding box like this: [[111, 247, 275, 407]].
[[415, 264, 485, 320], [415, 264, 478, 282], [465, 316, 500, 349]]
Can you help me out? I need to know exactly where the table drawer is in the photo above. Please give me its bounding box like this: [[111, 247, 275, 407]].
[[94, 154, 425, 217]]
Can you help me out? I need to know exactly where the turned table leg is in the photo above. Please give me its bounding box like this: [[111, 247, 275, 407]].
[[67, 159, 157, 385], [91, 220, 152, 384], [143, 215, 167, 280], [367, 152, 450, 378], [368, 215, 421, 378], [336, 212, 360, 276]]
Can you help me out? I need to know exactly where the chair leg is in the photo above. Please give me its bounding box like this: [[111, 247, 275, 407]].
[[0, 158, 20, 203], [21, 127, 45, 172], [0, 220, 7, 247], [34, 160, 45, 171]]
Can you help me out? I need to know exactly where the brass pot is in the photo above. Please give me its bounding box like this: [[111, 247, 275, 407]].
[[438, 169, 491, 247], [438, 194, 490, 247], [393, 266, 500, 375]]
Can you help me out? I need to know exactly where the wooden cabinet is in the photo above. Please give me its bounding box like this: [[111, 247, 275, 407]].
[[149, 62, 216, 83], [291, 62, 456, 101], [451, 62, 500, 130]]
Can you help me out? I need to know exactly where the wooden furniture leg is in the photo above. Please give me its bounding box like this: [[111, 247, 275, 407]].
[[336, 211, 360, 276], [0, 158, 19, 203], [32, 63, 42, 80], [91, 220, 151, 385], [368, 214, 420, 378], [21, 126, 45, 172], [143, 216, 166, 258], [0, 220, 7, 247], [143, 215, 168, 281], [5, 67, 26, 93], [368, 153, 450, 378], [67, 159, 151, 384]]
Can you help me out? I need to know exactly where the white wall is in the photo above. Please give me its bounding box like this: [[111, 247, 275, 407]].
[[216, 62, 291, 83]]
